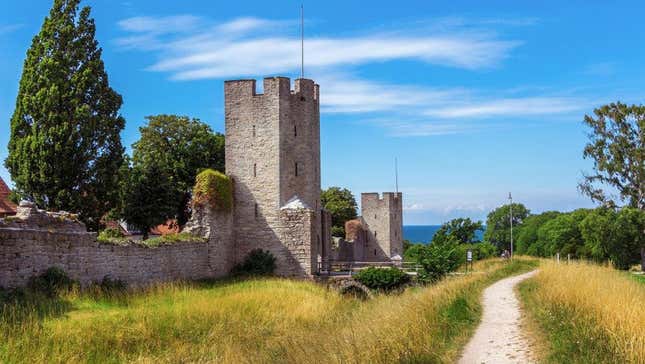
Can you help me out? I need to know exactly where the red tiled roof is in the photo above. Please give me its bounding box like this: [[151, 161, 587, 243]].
[[0, 177, 17, 215], [150, 219, 180, 236]]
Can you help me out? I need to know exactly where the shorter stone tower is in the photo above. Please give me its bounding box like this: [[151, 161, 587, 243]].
[[360, 192, 403, 260]]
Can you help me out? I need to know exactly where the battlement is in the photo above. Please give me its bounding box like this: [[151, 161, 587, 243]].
[[361, 192, 402, 208], [224, 77, 319, 101]]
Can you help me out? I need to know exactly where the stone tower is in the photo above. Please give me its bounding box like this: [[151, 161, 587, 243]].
[[360, 192, 403, 260], [224, 77, 322, 276]]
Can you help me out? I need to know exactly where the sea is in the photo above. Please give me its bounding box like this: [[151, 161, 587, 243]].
[[403, 225, 485, 244]]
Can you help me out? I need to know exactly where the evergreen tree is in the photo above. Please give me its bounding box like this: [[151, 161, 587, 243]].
[[121, 162, 176, 240], [5, 0, 125, 230]]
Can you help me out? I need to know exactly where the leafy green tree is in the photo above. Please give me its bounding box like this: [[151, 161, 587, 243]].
[[121, 162, 176, 240], [432, 217, 484, 245], [516, 211, 560, 255], [609, 208, 645, 270], [403, 241, 426, 262], [537, 209, 591, 258], [579, 208, 616, 261], [416, 238, 465, 282], [5, 0, 125, 230], [484, 203, 529, 251], [132, 115, 225, 225], [579, 102, 644, 269], [321, 187, 358, 237]]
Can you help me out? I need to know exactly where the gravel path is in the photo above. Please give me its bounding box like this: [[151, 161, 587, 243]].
[[458, 270, 537, 364]]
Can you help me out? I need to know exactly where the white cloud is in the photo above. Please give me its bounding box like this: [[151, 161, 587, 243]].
[[0, 24, 23, 36], [115, 15, 587, 137], [117, 15, 201, 34], [424, 96, 582, 119], [116, 15, 520, 80]]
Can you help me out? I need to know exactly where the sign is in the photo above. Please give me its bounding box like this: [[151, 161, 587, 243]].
[[467, 250, 473, 262]]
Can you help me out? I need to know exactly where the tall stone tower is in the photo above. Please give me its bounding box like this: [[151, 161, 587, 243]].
[[360, 192, 403, 260], [224, 77, 322, 276]]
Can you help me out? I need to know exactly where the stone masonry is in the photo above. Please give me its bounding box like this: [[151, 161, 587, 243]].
[[0, 203, 214, 288], [225, 77, 322, 276]]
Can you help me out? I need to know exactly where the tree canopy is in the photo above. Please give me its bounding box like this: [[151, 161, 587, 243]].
[[579, 102, 644, 269], [132, 115, 225, 225], [321, 187, 358, 237], [431, 217, 483, 245], [121, 161, 176, 240], [5, 0, 125, 230], [579, 102, 644, 209], [484, 203, 530, 251]]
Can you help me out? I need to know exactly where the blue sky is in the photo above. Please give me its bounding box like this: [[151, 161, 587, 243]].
[[1, 1, 643, 224]]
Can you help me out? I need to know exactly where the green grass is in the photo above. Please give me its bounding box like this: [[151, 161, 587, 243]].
[[518, 261, 645, 364], [629, 273, 645, 284], [0, 258, 538, 364]]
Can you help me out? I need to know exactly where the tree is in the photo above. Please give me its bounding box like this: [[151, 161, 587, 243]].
[[484, 203, 529, 251], [321, 187, 358, 237], [416, 238, 465, 282], [516, 211, 560, 255], [5, 0, 125, 230], [132, 115, 225, 225], [432, 217, 483, 245], [121, 162, 176, 240], [579, 102, 644, 269], [537, 209, 591, 258]]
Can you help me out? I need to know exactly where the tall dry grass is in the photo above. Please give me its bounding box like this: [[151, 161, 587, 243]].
[[520, 260, 645, 363], [0, 258, 537, 363]]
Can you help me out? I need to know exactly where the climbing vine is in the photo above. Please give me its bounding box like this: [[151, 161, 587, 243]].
[[192, 169, 233, 211]]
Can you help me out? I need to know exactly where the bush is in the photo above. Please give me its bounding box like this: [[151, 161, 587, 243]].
[[354, 267, 410, 292], [27, 267, 77, 297], [97, 227, 126, 243], [231, 249, 276, 276], [463, 242, 498, 260], [417, 240, 465, 282]]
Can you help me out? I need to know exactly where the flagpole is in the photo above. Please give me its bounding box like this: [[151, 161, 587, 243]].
[[300, 4, 304, 79]]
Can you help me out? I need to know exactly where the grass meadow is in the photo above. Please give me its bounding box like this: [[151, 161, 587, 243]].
[[0, 258, 537, 364], [519, 260, 645, 364]]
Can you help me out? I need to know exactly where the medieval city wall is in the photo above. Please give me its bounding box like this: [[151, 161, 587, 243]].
[[0, 228, 212, 288], [0, 204, 233, 288]]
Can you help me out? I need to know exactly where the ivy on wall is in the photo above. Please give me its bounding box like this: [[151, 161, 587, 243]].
[[192, 169, 233, 212]]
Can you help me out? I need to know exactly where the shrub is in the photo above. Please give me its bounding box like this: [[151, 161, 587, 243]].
[[231, 249, 276, 276], [97, 227, 126, 243], [99, 276, 127, 292], [27, 267, 77, 297], [192, 169, 233, 211], [354, 267, 410, 292], [417, 240, 465, 282]]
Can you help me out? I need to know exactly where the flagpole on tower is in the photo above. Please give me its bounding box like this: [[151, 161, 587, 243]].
[[300, 4, 304, 79], [395, 157, 399, 194]]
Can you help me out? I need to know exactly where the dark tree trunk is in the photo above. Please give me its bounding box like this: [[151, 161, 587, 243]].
[[641, 246, 645, 272]]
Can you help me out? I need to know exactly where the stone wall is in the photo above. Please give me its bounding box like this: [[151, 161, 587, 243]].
[[0, 203, 222, 288]]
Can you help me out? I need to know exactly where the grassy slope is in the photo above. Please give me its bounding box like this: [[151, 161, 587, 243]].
[[0, 258, 538, 364], [519, 261, 645, 364]]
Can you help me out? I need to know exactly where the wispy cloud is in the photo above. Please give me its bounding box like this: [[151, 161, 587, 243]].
[[0, 24, 23, 36], [115, 14, 588, 137], [116, 15, 520, 79]]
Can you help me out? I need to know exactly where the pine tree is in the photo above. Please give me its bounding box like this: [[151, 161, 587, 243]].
[[5, 0, 125, 230]]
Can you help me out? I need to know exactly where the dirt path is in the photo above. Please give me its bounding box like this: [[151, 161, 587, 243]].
[[458, 270, 537, 364]]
